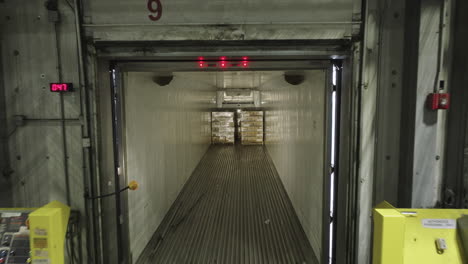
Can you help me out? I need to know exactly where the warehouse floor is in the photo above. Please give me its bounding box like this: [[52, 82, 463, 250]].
[[136, 145, 317, 264]]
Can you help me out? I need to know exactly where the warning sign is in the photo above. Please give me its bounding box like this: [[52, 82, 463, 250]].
[[34, 228, 48, 236], [33, 237, 48, 248], [34, 249, 49, 257], [422, 219, 456, 229]]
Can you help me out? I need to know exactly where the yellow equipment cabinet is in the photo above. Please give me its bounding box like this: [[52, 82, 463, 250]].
[[373, 201, 468, 264], [28, 201, 70, 264]]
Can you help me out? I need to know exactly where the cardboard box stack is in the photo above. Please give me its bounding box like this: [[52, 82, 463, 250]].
[[241, 111, 264, 145], [212, 112, 235, 144]]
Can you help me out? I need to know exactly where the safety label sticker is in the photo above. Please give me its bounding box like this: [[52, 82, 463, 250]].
[[33, 237, 48, 248], [422, 219, 456, 229], [34, 228, 48, 236], [1, 212, 21, 218], [35, 249, 49, 257]]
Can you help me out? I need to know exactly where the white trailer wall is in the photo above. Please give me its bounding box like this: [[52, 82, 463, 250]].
[[123, 72, 215, 262], [261, 70, 327, 258]]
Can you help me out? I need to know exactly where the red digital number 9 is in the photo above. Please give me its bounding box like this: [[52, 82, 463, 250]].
[[147, 0, 162, 21]]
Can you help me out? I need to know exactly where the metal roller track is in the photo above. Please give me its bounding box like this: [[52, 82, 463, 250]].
[[136, 145, 317, 264]]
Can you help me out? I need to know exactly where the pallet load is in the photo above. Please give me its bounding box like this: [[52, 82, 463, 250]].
[[212, 112, 235, 144], [240, 111, 264, 145]]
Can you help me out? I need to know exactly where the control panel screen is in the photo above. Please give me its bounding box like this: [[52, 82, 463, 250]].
[[0, 211, 31, 264]]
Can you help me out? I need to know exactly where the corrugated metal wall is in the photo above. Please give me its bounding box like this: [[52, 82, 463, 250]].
[[123, 72, 215, 263], [262, 70, 328, 259]]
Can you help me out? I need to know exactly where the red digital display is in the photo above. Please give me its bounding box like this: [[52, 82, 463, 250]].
[[50, 83, 73, 92]]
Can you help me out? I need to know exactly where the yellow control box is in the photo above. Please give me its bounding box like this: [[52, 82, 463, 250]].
[[373, 201, 468, 264], [29, 201, 70, 264]]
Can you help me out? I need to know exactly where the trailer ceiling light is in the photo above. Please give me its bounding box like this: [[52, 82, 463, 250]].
[[284, 73, 305, 85], [153, 75, 174, 86]]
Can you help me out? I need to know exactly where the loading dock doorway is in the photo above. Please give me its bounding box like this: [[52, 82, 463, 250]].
[[97, 54, 349, 264]]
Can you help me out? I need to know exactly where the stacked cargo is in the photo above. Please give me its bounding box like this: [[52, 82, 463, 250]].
[[240, 111, 264, 145], [212, 112, 235, 144]]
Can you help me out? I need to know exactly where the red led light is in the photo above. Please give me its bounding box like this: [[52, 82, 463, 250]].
[[198, 56, 207, 68], [50, 83, 73, 92], [196, 56, 250, 69]]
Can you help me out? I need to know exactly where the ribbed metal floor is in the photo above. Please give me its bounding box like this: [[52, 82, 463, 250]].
[[136, 145, 318, 264]]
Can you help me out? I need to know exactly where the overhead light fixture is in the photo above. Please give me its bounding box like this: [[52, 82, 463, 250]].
[[153, 75, 174, 86], [284, 72, 305, 85]]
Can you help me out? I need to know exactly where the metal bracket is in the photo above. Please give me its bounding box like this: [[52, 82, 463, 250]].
[[444, 188, 456, 207], [82, 138, 91, 148]]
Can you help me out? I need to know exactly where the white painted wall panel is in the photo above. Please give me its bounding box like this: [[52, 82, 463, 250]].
[[262, 70, 327, 258], [123, 72, 215, 262], [83, 0, 359, 41], [86, 0, 354, 24], [411, 0, 447, 208], [0, 0, 85, 209]]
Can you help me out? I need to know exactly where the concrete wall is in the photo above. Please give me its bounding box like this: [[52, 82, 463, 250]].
[[261, 70, 328, 259], [123, 72, 215, 262]]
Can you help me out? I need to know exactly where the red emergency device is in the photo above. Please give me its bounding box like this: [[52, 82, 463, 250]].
[[427, 93, 450, 110]]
